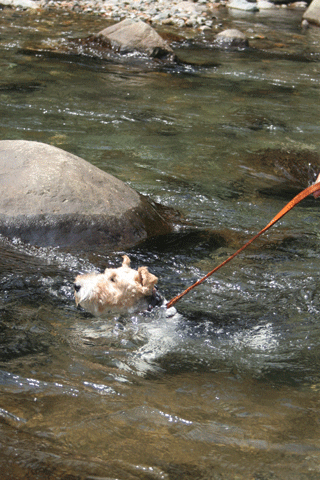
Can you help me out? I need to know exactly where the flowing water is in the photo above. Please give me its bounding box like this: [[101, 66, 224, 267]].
[[1, 6, 320, 479]]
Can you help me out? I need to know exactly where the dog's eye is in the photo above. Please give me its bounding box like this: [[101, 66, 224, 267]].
[[74, 283, 81, 292], [110, 274, 117, 283]]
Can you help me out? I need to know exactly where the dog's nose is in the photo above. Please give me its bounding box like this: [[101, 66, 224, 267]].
[[74, 283, 81, 292]]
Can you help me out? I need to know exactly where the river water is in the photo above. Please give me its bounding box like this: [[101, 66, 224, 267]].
[[1, 6, 320, 479]]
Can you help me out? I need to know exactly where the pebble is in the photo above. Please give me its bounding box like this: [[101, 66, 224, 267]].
[[2, 0, 309, 29], [1, 0, 204, 29]]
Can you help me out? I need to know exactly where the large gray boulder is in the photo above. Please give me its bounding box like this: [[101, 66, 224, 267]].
[[303, 0, 320, 26], [0, 140, 172, 249], [94, 18, 174, 58]]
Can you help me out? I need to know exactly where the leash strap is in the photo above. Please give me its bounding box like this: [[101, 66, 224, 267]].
[[166, 182, 320, 309]]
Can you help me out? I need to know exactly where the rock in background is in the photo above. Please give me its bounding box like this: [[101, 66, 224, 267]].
[[93, 18, 174, 59], [214, 29, 249, 48]]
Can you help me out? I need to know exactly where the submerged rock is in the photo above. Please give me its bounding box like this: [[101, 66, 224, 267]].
[[20, 18, 222, 70], [20, 18, 180, 66], [245, 148, 320, 196], [0, 140, 173, 249]]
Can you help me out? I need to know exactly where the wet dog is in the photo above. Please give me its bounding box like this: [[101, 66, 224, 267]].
[[74, 255, 163, 316], [314, 173, 320, 199]]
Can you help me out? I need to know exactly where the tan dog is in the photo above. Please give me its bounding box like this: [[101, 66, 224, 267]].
[[74, 255, 160, 316], [314, 173, 320, 198]]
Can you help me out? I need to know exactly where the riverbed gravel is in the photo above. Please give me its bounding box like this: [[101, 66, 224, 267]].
[[0, 0, 309, 29]]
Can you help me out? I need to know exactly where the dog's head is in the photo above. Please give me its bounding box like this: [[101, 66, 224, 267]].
[[74, 255, 158, 315]]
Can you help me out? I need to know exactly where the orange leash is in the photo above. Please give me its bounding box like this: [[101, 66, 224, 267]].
[[166, 182, 320, 309]]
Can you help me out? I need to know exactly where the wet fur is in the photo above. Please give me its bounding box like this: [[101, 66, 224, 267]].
[[74, 255, 158, 315]]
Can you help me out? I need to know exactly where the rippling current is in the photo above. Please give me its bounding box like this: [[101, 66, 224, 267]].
[[1, 6, 320, 479]]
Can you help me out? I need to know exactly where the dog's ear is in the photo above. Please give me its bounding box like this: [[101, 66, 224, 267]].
[[122, 255, 131, 267], [136, 267, 158, 295]]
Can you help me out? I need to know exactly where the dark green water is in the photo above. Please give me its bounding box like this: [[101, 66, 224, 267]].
[[1, 6, 320, 479]]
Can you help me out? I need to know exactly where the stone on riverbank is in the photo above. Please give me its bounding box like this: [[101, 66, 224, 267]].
[[303, 0, 320, 26], [0, 140, 172, 249], [94, 18, 174, 59], [0, 0, 39, 8], [228, 0, 259, 11]]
